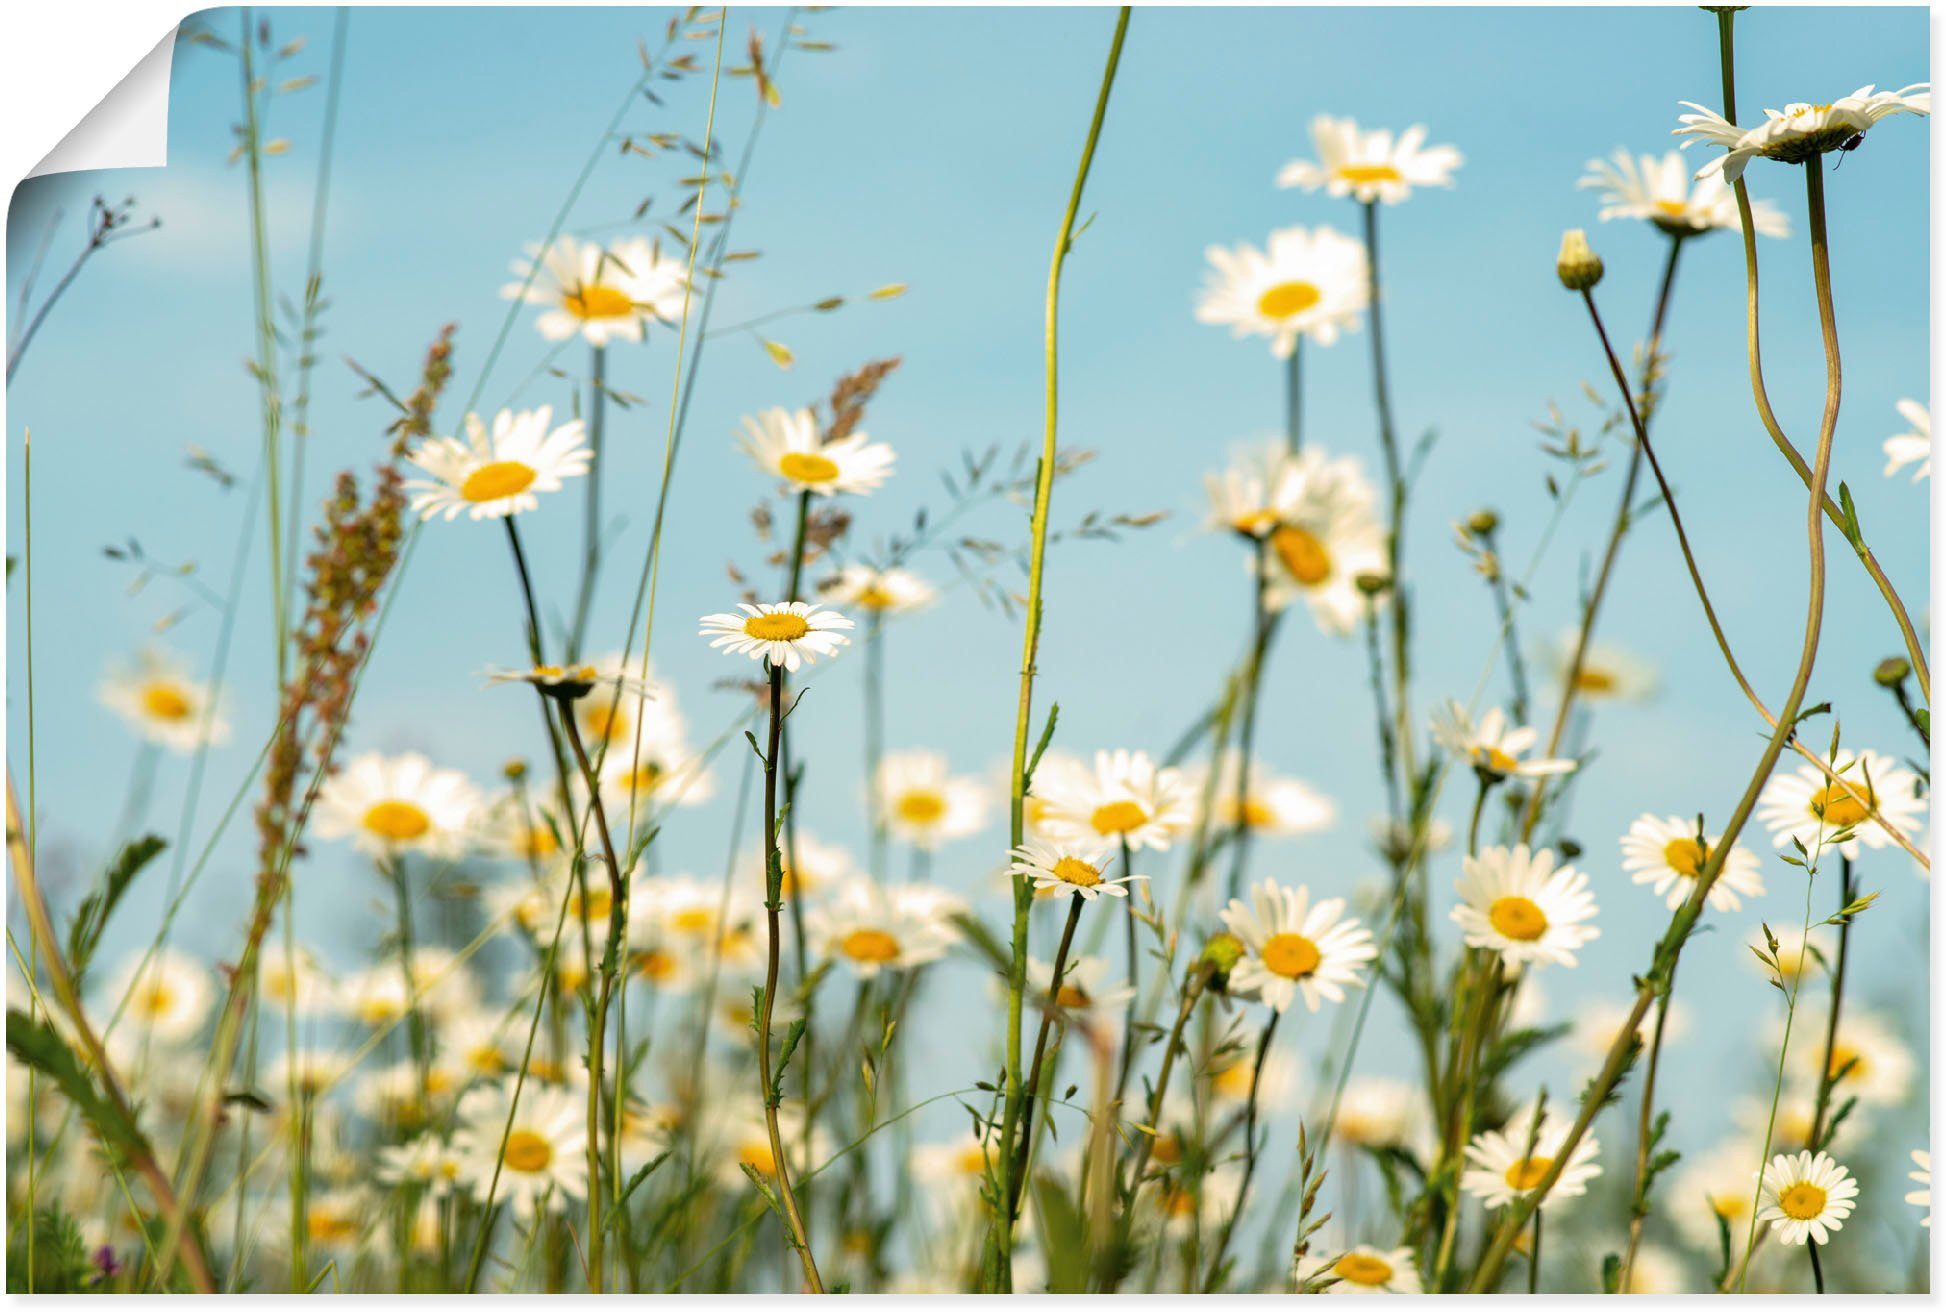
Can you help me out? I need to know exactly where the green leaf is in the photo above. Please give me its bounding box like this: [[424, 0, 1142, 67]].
[[66, 835, 166, 983], [1030, 1172, 1090, 1293], [5, 1008, 143, 1167], [1023, 702, 1061, 793]]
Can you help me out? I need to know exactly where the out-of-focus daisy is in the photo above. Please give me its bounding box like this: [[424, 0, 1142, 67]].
[[98, 648, 230, 753], [1756, 1150, 1858, 1246], [1008, 840, 1140, 902], [1787, 1007, 1914, 1109], [912, 1131, 1000, 1217], [636, 874, 757, 950], [484, 796, 566, 867], [596, 734, 716, 814], [405, 407, 591, 522], [1294, 1245, 1425, 1294], [1756, 748, 1925, 858], [1907, 1150, 1931, 1228], [314, 751, 483, 860], [1570, 998, 1688, 1060], [1461, 1100, 1602, 1210], [1883, 399, 1931, 481], [1614, 1245, 1687, 1295], [353, 1060, 456, 1132], [739, 406, 895, 497], [258, 942, 331, 1017], [1198, 749, 1336, 838], [1620, 814, 1766, 912], [1735, 1091, 1864, 1157], [1669, 1140, 1764, 1251], [740, 830, 853, 902], [375, 1133, 467, 1197], [1261, 448, 1387, 636], [550, 651, 670, 748], [1153, 1165, 1242, 1237], [1548, 634, 1658, 702], [1370, 815, 1454, 867], [1430, 702, 1576, 780], [103, 949, 212, 1044], [266, 1046, 353, 1101], [502, 234, 687, 345], [1277, 115, 1462, 204], [1676, 85, 1931, 181], [1025, 954, 1136, 1026], [818, 563, 936, 615], [438, 1010, 521, 1084], [278, 1187, 376, 1263], [1332, 1076, 1422, 1150], [1752, 926, 1831, 988], [875, 750, 988, 849], [1208, 1046, 1301, 1110], [1205, 439, 1296, 539], [1220, 879, 1377, 1014], [451, 1078, 588, 1220], [808, 878, 962, 979], [1579, 148, 1789, 238], [1034, 750, 1193, 853], [699, 600, 853, 672], [702, 1099, 828, 1192], [1197, 225, 1369, 357], [1451, 844, 1599, 969]]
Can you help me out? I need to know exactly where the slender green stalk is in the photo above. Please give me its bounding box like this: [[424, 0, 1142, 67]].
[[1006, 892, 1087, 1219], [1224, 537, 1277, 899], [863, 610, 888, 881], [1201, 1008, 1281, 1289], [1284, 338, 1303, 453], [568, 342, 608, 659], [1360, 199, 1415, 789], [238, 8, 287, 691]]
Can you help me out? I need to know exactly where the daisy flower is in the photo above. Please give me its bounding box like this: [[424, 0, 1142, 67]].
[[1579, 148, 1789, 238], [702, 1098, 828, 1191], [1735, 1091, 1864, 1158], [1199, 749, 1337, 838], [1549, 633, 1658, 702], [314, 751, 483, 860], [874, 750, 989, 849], [1669, 1140, 1765, 1250], [1196, 225, 1369, 357], [1789, 1007, 1914, 1109], [1294, 1245, 1425, 1295], [1205, 439, 1298, 539], [1883, 398, 1931, 481], [1331, 1076, 1422, 1150], [257, 941, 331, 1017], [1613, 1244, 1687, 1295], [1008, 840, 1139, 902], [353, 1060, 456, 1132], [1675, 84, 1930, 181], [1276, 114, 1462, 204], [97, 648, 230, 753], [501, 234, 687, 346], [1429, 701, 1577, 780], [739, 405, 895, 496], [1025, 954, 1137, 1024], [451, 1078, 588, 1220], [741, 829, 854, 901], [437, 1010, 521, 1084], [1033, 749, 1193, 853], [1153, 1165, 1243, 1237], [405, 406, 591, 522], [103, 949, 213, 1044], [699, 600, 853, 672], [1208, 1046, 1302, 1110], [1451, 844, 1600, 969], [1260, 450, 1388, 635], [1461, 1100, 1602, 1210], [1570, 998, 1687, 1061], [1908, 1150, 1931, 1228], [912, 1131, 1001, 1218], [807, 878, 962, 979], [596, 733, 717, 814], [266, 1046, 353, 1101], [1756, 1150, 1858, 1246], [635, 873, 759, 949], [278, 1187, 376, 1262], [375, 1133, 467, 1197], [817, 563, 937, 614], [1620, 814, 1766, 911], [1752, 926, 1831, 987], [1219, 878, 1377, 1014], [1756, 747, 1925, 858]]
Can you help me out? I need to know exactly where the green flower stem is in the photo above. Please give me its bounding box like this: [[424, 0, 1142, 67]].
[[1224, 538, 1278, 900], [1005, 891, 1087, 1221], [568, 342, 608, 660], [1284, 338, 1303, 454], [1360, 199, 1415, 791], [1807, 854, 1857, 1148], [1103, 963, 1208, 1291], [1201, 1007, 1282, 1290]]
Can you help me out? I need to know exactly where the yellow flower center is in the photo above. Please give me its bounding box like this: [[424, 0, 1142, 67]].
[[636, 948, 680, 982], [308, 1211, 360, 1244], [614, 763, 665, 797], [1810, 783, 1873, 827], [579, 702, 631, 743], [138, 982, 176, 1018], [739, 1141, 778, 1175], [743, 612, 811, 642], [954, 1145, 989, 1175], [1152, 1132, 1183, 1166], [1051, 856, 1102, 888], [516, 824, 559, 860], [1211, 1061, 1254, 1099], [1827, 1043, 1867, 1081], [853, 585, 897, 611], [671, 907, 714, 934], [1261, 932, 1323, 979], [468, 1045, 507, 1075], [1476, 746, 1521, 774], [841, 928, 902, 964], [1334, 1252, 1395, 1286], [1255, 280, 1323, 321], [777, 451, 842, 485], [1090, 799, 1150, 836], [1271, 525, 1333, 586], [503, 1128, 553, 1174], [362, 799, 432, 842], [1778, 1181, 1827, 1221], [1653, 198, 1690, 219], [1662, 837, 1706, 878], [1711, 1192, 1750, 1220], [1238, 797, 1277, 829], [1335, 163, 1404, 187], [563, 283, 635, 321], [1574, 666, 1619, 693], [1504, 1155, 1554, 1191], [459, 460, 539, 503], [1055, 983, 1092, 1008], [895, 789, 947, 825], [1488, 896, 1549, 942], [141, 681, 195, 721]]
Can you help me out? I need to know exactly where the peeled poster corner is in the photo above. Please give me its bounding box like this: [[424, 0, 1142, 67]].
[[26, 26, 180, 180]]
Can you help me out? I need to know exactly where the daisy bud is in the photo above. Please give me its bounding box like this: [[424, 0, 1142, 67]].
[[1556, 230, 1604, 292], [1200, 931, 1245, 975], [1354, 571, 1392, 598], [1467, 508, 1500, 535], [1874, 656, 1911, 687], [503, 758, 528, 782]]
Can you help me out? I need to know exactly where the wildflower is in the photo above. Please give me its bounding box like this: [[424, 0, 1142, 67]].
[[1451, 844, 1599, 969], [807, 878, 962, 978], [1460, 1100, 1602, 1209], [1555, 229, 1604, 291], [451, 1078, 589, 1220], [1276, 114, 1463, 203], [354, 1059, 458, 1131], [702, 1098, 828, 1191], [1883, 398, 1931, 481], [314, 751, 484, 860], [102, 949, 213, 1044], [1219, 878, 1377, 1014], [1570, 998, 1687, 1060], [1025, 954, 1137, 1023], [97, 648, 230, 753], [1208, 1046, 1302, 1110], [1756, 1150, 1858, 1245], [1908, 1150, 1931, 1228], [739, 405, 895, 496], [1548, 633, 1657, 702], [1781, 1007, 1914, 1109], [484, 661, 651, 704], [1332, 1077, 1422, 1150], [1613, 1245, 1687, 1295], [1197, 749, 1336, 837], [1008, 839, 1140, 902], [1579, 148, 1789, 237], [375, 1133, 466, 1197], [699, 600, 854, 671], [1205, 439, 1298, 539], [279, 1187, 374, 1261], [1033, 749, 1193, 852], [1257, 448, 1388, 635], [265, 1046, 352, 1100], [484, 797, 565, 866], [501, 234, 687, 345], [874, 750, 988, 849], [1676, 84, 1931, 180], [1153, 1165, 1243, 1236], [404, 406, 591, 522], [1735, 1091, 1864, 1157], [1429, 701, 1577, 779], [1620, 814, 1766, 911], [1756, 747, 1925, 858], [258, 942, 332, 1016], [818, 563, 936, 614], [1294, 1245, 1425, 1294], [596, 733, 717, 813], [437, 1010, 522, 1084], [742, 830, 854, 900], [1669, 1140, 1765, 1250], [1196, 225, 1369, 357], [1751, 926, 1831, 987]]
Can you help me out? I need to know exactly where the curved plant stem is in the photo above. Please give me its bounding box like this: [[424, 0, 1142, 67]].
[[1006, 892, 1087, 1220]]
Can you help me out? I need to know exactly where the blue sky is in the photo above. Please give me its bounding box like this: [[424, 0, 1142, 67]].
[[5, 4, 1931, 1268]]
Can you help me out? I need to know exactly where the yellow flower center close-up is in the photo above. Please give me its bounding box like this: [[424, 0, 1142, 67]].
[[363, 799, 433, 842], [671, 907, 715, 934], [1573, 666, 1619, 693], [1810, 782, 1874, 827], [138, 982, 176, 1018], [1488, 895, 1549, 942], [141, 681, 195, 722], [1090, 799, 1150, 835], [1503, 1155, 1554, 1191], [1662, 836, 1706, 879], [1477, 746, 1521, 774], [1261, 931, 1322, 979], [895, 789, 947, 825], [308, 1211, 361, 1245], [503, 1128, 554, 1174], [842, 928, 902, 964], [1271, 524, 1333, 586], [563, 282, 635, 320], [777, 450, 842, 484], [1051, 856, 1102, 887], [954, 1145, 989, 1175], [1255, 279, 1323, 321], [1335, 163, 1404, 187], [1711, 1192, 1750, 1220], [636, 948, 680, 983], [1334, 1253, 1394, 1287], [743, 612, 812, 642], [1055, 983, 1092, 1008], [1778, 1180, 1828, 1221], [459, 459, 539, 503], [853, 585, 897, 610], [739, 1142, 778, 1176]]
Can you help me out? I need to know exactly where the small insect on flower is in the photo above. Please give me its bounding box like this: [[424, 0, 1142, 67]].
[[1461, 1099, 1603, 1210], [98, 648, 231, 753], [818, 563, 937, 614], [1032, 749, 1193, 853], [1883, 398, 1932, 482], [1429, 701, 1577, 780], [1756, 747, 1925, 859], [1579, 148, 1790, 238], [405, 406, 591, 522], [501, 233, 689, 345], [313, 750, 485, 860], [739, 405, 896, 496], [1008, 839, 1140, 902], [1293, 1245, 1425, 1294], [1451, 844, 1599, 969], [1908, 1150, 1931, 1228], [699, 600, 854, 672], [1620, 814, 1766, 911], [1277, 114, 1463, 204], [1756, 1150, 1859, 1246], [1196, 224, 1370, 357], [1219, 878, 1377, 1014], [451, 1078, 589, 1220], [1674, 84, 1930, 180]]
